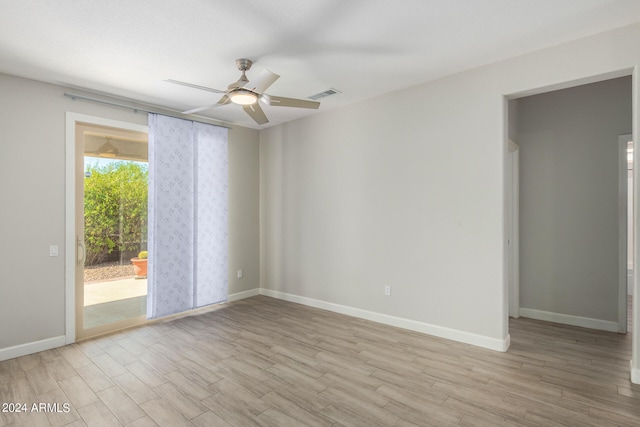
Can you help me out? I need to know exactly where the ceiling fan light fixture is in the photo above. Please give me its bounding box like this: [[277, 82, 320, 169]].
[[97, 139, 119, 158], [229, 89, 258, 105]]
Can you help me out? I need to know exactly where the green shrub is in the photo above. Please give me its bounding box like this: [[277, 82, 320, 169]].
[[138, 251, 148, 259], [84, 161, 148, 265]]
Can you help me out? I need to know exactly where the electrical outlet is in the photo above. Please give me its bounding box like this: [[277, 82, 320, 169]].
[[237, 269, 243, 279], [384, 285, 391, 296]]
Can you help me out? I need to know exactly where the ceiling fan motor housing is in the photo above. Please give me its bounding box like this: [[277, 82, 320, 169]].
[[235, 58, 253, 71]]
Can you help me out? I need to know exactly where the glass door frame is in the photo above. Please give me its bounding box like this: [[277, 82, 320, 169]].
[[65, 113, 149, 342]]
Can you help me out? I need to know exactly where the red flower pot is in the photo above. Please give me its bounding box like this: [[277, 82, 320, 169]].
[[131, 258, 148, 278]]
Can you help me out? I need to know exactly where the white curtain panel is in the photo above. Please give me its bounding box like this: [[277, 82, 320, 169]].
[[147, 114, 228, 319]]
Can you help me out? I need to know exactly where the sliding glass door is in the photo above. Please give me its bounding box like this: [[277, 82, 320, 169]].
[[75, 122, 149, 340]]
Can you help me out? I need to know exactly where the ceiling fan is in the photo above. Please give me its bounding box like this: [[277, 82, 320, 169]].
[[88, 138, 119, 158], [167, 58, 320, 125], [84, 135, 148, 162]]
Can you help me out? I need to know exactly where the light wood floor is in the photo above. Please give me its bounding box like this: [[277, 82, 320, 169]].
[[1, 295, 639, 426]]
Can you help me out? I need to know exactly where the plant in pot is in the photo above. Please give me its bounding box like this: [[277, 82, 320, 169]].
[[131, 250, 148, 279]]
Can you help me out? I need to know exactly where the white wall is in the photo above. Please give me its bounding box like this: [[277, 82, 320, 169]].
[[260, 23, 640, 352], [508, 100, 519, 143], [261, 76, 507, 350], [0, 73, 260, 354], [516, 77, 631, 325], [228, 125, 261, 296]]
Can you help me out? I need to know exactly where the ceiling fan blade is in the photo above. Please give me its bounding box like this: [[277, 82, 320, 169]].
[[182, 94, 230, 114], [183, 105, 213, 114], [244, 70, 280, 94], [243, 102, 269, 125], [165, 79, 225, 94], [261, 94, 320, 109]]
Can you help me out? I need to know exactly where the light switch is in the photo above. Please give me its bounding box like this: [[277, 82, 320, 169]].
[[237, 269, 243, 279], [49, 245, 59, 257]]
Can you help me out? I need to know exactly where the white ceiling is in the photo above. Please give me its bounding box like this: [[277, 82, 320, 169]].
[[2, 0, 640, 129]]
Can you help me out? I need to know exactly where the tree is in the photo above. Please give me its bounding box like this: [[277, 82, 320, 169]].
[[84, 161, 148, 265]]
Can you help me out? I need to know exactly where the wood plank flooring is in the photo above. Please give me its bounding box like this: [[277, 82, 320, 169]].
[[1, 295, 639, 426]]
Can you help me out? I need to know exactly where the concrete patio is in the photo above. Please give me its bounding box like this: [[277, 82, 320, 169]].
[[84, 276, 147, 306], [84, 277, 147, 329]]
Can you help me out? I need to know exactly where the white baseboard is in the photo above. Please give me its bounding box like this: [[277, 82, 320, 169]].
[[228, 288, 260, 302], [519, 308, 619, 332], [631, 360, 640, 384], [259, 288, 509, 352], [1, 287, 511, 361], [0, 288, 260, 361], [0, 335, 67, 362]]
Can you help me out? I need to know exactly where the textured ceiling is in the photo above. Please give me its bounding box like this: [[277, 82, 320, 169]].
[[2, 0, 640, 129]]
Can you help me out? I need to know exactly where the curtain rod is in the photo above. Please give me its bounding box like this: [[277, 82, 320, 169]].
[[63, 92, 231, 129]]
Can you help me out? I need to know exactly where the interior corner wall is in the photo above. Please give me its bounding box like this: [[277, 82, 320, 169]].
[[516, 77, 632, 324], [228, 125, 261, 297], [260, 23, 640, 350], [0, 73, 260, 355]]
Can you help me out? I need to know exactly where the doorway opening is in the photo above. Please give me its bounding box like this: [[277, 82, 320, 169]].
[[506, 76, 633, 336], [72, 119, 149, 340]]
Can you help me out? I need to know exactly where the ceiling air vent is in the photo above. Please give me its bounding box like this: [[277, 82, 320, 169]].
[[308, 88, 341, 101]]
